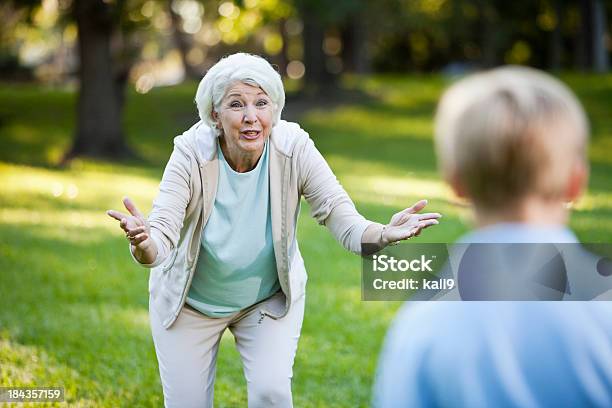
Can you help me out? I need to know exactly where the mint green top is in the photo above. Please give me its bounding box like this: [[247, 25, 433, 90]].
[[186, 140, 280, 317]]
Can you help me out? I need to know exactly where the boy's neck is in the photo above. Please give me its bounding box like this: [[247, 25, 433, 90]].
[[474, 197, 569, 229]]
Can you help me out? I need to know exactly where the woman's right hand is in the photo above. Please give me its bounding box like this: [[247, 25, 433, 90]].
[[107, 197, 157, 264]]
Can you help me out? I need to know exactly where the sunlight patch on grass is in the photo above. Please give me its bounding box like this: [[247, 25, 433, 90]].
[[324, 155, 416, 177], [348, 74, 445, 103], [115, 307, 151, 331], [324, 155, 460, 214], [1, 163, 159, 209], [0, 336, 98, 407], [0, 208, 124, 233], [575, 191, 612, 211], [0, 338, 40, 384], [346, 174, 452, 203], [304, 106, 434, 140]]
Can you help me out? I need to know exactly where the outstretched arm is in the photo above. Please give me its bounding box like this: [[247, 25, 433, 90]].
[[297, 134, 440, 255]]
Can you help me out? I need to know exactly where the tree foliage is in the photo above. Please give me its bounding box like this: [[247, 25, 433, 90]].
[[0, 0, 609, 159]]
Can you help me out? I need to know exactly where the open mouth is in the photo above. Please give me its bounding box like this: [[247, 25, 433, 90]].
[[241, 130, 261, 140]]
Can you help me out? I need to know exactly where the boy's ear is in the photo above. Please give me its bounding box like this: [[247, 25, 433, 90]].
[[565, 159, 589, 203], [448, 173, 469, 200]]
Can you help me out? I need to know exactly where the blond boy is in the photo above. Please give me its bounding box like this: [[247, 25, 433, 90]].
[[374, 67, 612, 407]]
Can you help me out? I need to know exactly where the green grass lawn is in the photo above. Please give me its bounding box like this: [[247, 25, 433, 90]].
[[1, 73, 611, 407]]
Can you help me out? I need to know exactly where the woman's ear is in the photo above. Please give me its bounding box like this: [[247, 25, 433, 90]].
[[211, 110, 222, 131]]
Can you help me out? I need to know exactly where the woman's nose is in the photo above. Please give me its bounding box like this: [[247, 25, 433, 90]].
[[243, 105, 258, 123]]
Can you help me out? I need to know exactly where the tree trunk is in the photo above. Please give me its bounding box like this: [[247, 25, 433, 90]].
[[576, 0, 594, 70], [592, 0, 609, 72], [301, 6, 336, 94], [342, 13, 371, 74], [449, 0, 464, 62], [277, 18, 289, 77], [66, 0, 131, 160], [341, 22, 354, 72], [480, 2, 499, 67], [549, 0, 563, 71]]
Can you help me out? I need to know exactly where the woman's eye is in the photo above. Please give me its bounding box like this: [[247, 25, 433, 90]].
[[229, 101, 242, 108], [256, 100, 269, 107]]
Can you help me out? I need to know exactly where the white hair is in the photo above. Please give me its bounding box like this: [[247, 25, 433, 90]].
[[435, 66, 589, 208], [195, 53, 285, 131]]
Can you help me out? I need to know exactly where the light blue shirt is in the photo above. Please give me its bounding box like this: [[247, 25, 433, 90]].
[[457, 222, 579, 244], [374, 223, 612, 408], [186, 140, 280, 317]]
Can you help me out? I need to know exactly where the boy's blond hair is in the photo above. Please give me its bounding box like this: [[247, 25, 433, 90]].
[[434, 66, 588, 210]]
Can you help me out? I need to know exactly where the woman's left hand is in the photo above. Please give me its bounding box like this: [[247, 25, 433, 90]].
[[381, 200, 441, 245]]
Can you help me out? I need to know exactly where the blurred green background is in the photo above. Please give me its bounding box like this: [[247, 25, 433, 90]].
[[1, 73, 612, 407], [1, 0, 612, 406]]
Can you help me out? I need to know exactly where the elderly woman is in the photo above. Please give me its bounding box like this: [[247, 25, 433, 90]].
[[107, 53, 440, 408]]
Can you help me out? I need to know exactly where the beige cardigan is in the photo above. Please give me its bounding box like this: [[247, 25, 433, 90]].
[[133, 120, 381, 328]]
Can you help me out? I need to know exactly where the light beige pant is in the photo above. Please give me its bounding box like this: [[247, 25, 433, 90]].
[[149, 291, 305, 408]]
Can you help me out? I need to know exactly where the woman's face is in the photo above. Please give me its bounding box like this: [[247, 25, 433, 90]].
[[213, 81, 274, 162]]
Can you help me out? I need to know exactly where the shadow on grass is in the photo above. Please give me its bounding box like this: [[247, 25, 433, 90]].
[[0, 83, 199, 170]]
